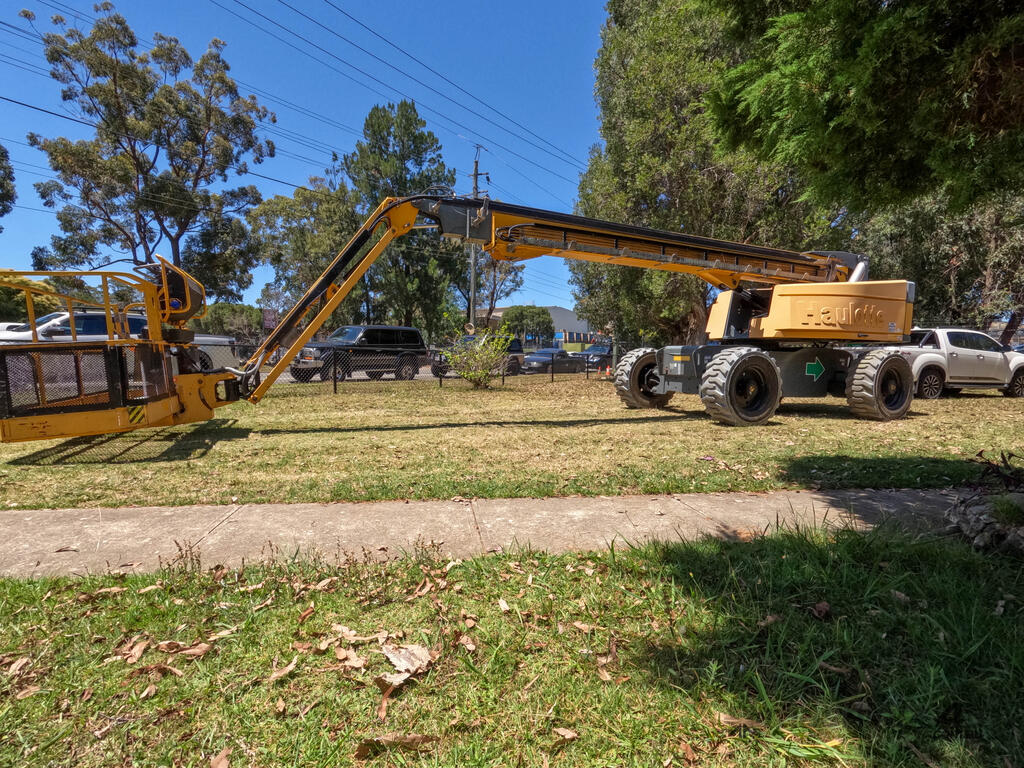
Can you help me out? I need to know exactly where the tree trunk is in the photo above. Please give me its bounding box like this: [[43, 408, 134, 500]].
[[1000, 309, 1022, 345]]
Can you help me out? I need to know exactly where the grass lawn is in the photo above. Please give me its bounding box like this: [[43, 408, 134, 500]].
[[2, 526, 1022, 767], [1, 377, 1021, 508]]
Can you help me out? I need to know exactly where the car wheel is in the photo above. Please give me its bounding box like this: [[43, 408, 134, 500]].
[[196, 350, 213, 372], [1004, 370, 1024, 398], [320, 358, 347, 381], [395, 356, 418, 380], [431, 363, 448, 378], [916, 367, 944, 399], [506, 359, 521, 376]]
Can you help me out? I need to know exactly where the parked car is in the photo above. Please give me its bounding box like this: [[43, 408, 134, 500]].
[[523, 347, 587, 374], [290, 324, 426, 382], [890, 327, 1024, 398], [430, 334, 525, 377], [0, 322, 23, 332], [570, 342, 614, 369], [0, 310, 239, 370]]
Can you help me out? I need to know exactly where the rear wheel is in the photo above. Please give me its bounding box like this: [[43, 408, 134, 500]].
[[395, 356, 418, 380], [846, 350, 913, 420], [1004, 370, 1024, 398], [614, 348, 673, 409], [916, 367, 944, 399], [699, 347, 781, 426]]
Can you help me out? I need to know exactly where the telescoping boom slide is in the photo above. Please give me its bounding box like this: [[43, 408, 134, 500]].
[[0, 193, 916, 442]]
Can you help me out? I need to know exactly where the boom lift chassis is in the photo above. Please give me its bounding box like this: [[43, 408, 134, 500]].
[[0, 193, 915, 442]]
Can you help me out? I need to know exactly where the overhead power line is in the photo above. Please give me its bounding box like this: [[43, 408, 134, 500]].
[[219, 0, 578, 186], [275, 0, 585, 173], [320, 0, 586, 170]]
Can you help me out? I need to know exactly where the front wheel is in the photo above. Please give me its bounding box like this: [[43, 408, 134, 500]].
[[1004, 370, 1024, 398], [614, 348, 673, 409], [291, 368, 315, 383], [320, 358, 347, 381], [916, 367, 944, 399], [846, 350, 914, 420], [506, 359, 521, 376], [699, 347, 781, 426]]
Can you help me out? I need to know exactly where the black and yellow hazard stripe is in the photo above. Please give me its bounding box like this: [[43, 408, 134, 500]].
[[126, 405, 146, 425]]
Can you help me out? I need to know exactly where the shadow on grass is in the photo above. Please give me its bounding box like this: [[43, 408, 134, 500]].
[[781, 454, 981, 490], [632, 526, 1024, 765], [8, 419, 248, 465], [253, 409, 703, 437]]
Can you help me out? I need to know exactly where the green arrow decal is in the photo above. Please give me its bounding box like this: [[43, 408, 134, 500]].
[[805, 357, 825, 382]]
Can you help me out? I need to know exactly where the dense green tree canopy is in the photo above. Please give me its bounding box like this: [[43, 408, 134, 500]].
[[191, 302, 262, 344], [704, 0, 1024, 211], [573, 0, 852, 345], [500, 305, 554, 341], [0, 143, 14, 234], [338, 100, 462, 341], [25, 5, 273, 300]]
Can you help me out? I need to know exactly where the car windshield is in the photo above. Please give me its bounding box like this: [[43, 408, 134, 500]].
[[328, 326, 363, 342], [6, 312, 65, 333]]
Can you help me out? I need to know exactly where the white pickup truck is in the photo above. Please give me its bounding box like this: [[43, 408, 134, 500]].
[[892, 328, 1024, 399]]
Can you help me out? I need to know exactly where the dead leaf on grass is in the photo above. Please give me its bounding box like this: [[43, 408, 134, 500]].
[[891, 590, 911, 604], [126, 640, 149, 664], [15, 685, 41, 700], [596, 666, 612, 682], [334, 647, 367, 669], [757, 614, 781, 628], [498, 598, 510, 613], [268, 655, 298, 683], [137, 584, 161, 594], [571, 621, 595, 633], [94, 587, 127, 596], [716, 712, 764, 730], [156, 640, 186, 654], [298, 604, 315, 624], [810, 601, 831, 619], [354, 733, 436, 759], [380, 644, 435, 675], [275, 698, 286, 715], [8, 657, 31, 676], [178, 642, 212, 659], [207, 627, 237, 642], [457, 634, 476, 653], [596, 636, 618, 668], [819, 661, 851, 675], [678, 740, 698, 763], [553, 727, 578, 744], [374, 672, 411, 692], [139, 683, 157, 700], [210, 747, 231, 768]]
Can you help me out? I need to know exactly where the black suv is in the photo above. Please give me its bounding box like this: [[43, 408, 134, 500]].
[[293, 325, 426, 382]]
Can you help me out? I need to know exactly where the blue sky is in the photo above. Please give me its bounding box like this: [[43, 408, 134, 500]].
[[0, 0, 606, 309]]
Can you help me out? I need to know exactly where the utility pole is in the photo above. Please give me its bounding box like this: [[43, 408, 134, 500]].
[[468, 145, 487, 327]]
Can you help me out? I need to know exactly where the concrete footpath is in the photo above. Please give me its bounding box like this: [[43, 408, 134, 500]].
[[0, 488, 959, 578]]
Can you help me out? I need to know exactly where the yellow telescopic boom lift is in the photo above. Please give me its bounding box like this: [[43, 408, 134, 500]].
[[0, 193, 915, 442]]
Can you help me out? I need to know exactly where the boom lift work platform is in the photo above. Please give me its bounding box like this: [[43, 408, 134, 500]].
[[0, 193, 915, 442]]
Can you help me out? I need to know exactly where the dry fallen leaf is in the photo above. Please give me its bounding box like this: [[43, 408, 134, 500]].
[[819, 661, 851, 675], [334, 647, 367, 669], [679, 740, 698, 763], [298, 604, 315, 624], [757, 614, 781, 628], [15, 685, 41, 700], [553, 727, 578, 744], [210, 747, 231, 768], [268, 655, 299, 683], [810, 601, 831, 620], [891, 590, 911, 604], [137, 585, 161, 594], [572, 621, 594, 633], [178, 643, 212, 659], [716, 712, 764, 730], [207, 627, 237, 642], [374, 672, 411, 692], [380, 644, 434, 675], [457, 635, 476, 653], [596, 666, 612, 682], [354, 733, 436, 759], [139, 683, 157, 700], [275, 698, 286, 715], [498, 598, 510, 613], [8, 657, 31, 676], [126, 640, 149, 664], [156, 640, 186, 653]]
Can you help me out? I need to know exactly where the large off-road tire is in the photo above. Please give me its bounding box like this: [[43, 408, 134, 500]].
[[846, 349, 914, 420], [1004, 370, 1024, 398], [916, 366, 945, 399], [699, 346, 782, 426], [614, 347, 673, 409]]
